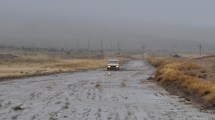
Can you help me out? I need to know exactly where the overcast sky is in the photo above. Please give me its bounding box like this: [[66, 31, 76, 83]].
[[0, 0, 215, 51]]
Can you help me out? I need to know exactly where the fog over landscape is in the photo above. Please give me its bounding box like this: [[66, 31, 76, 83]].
[[2, 1, 215, 119], [0, 0, 215, 53]]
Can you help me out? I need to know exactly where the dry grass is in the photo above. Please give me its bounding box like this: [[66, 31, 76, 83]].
[[47, 59, 107, 71], [148, 57, 171, 67], [0, 51, 108, 80], [0, 48, 130, 80], [149, 56, 215, 107]]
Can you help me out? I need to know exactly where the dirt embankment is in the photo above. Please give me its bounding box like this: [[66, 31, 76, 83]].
[[148, 56, 215, 108]]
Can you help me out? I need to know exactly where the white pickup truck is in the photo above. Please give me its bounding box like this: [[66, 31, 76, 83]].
[[107, 59, 120, 70]]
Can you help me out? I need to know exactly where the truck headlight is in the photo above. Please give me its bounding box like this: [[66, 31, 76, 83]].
[[116, 66, 119, 67], [108, 66, 111, 68]]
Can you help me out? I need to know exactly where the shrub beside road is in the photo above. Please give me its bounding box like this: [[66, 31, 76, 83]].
[[148, 56, 215, 108]]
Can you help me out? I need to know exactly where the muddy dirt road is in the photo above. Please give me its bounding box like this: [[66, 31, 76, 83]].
[[0, 61, 214, 120]]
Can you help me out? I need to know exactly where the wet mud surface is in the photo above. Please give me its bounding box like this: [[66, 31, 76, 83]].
[[0, 61, 214, 120]]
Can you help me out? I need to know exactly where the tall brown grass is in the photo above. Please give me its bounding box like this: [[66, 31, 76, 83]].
[[149, 57, 215, 107]]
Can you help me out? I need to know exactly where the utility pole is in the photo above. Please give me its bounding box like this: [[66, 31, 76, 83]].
[[110, 41, 113, 53], [76, 39, 79, 51], [214, 48, 215, 55], [117, 41, 120, 55], [100, 40, 103, 54], [142, 45, 145, 60], [87, 39, 90, 52], [199, 44, 202, 56]]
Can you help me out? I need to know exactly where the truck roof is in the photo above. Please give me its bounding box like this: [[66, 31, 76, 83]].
[[108, 59, 119, 61]]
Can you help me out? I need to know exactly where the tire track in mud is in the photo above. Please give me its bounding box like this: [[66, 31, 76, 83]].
[[45, 81, 91, 120]]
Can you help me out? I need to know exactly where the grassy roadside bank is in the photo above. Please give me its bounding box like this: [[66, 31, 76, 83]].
[[148, 56, 215, 108], [0, 49, 129, 81], [0, 58, 107, 81]]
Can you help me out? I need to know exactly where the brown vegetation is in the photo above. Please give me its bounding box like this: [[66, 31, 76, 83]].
[[0, 50, 108, 80], [148, 56, 215, 108], [0, 48, 130, 80]]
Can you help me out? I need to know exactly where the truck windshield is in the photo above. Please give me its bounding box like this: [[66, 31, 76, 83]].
[[108, 61, 119, 64]]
